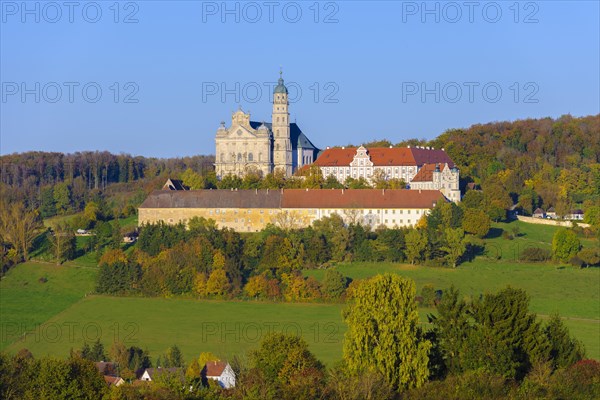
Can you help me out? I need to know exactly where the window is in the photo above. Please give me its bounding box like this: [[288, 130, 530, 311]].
[[248, 153, 254, 162], [247, 210, 251, 214], [408, 210, 411, 214], [392, 210, 396, 214], [385, 210, 388, 214], [241, 218, 245, 223], [238, 153, 242, 161], [416, 210, 420, 214], [209, 210, 213, 215], [260, 210, 264, 214], [235, 219, 238, 223], [385, 219, 388, 224], [220, 153, 224, 162]]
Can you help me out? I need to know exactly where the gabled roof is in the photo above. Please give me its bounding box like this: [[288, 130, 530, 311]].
[[547, 207, 556, 213], [104, 376, 124, 387], [411, 164, 447, 183], [314, 147, 455, 167], [204, 361, 229, 377], [533, 208, 545, 214], [163, 179, 189, 191]]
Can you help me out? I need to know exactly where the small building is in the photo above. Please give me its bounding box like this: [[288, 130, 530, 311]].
[[546, 207, 557, 219], [163, 178, 189, 191], [532, 208, 545, 218], [203, 361, 236, 389]]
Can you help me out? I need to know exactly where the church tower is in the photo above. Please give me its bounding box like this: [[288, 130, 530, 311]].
[[272, 71, 292, 176]]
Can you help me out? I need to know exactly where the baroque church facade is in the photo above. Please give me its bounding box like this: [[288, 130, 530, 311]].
[[214, 73, 320, 179]]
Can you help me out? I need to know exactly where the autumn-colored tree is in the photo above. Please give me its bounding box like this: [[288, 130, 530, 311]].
[[193, 272, 208, 297], [206, 269, 230, 296], [212, 249, 226, 270], [0, 203, 43, 261], [198, 352, 219, 369], [343, 274, 431, 390], [244, 274, 269, 298]]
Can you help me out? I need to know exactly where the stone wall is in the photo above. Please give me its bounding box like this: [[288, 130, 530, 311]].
[[517, 215, 590, 228]]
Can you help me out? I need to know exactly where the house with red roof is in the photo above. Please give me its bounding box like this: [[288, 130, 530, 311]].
[[203, 361, 236, 389]]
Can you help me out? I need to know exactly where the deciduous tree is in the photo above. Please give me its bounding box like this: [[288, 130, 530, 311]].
[[343, 273, 431, 390]]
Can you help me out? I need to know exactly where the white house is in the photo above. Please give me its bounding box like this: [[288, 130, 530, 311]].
[[204, 361, 236, 389]]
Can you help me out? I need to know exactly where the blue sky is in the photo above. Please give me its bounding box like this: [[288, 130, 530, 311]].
[[1, 1, 599, 157]]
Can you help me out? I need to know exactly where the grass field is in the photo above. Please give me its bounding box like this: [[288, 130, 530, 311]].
[[4, 296, 348, 365], [1, 219, 598, 365], [0, 262, 97, 349]]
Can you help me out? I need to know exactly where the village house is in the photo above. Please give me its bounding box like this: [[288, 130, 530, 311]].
[[138, 188, 446, 232], [203, 361, 236, 389]]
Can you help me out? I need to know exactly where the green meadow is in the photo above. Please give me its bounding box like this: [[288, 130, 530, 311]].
[[1, 220, 598, 364], [0, 262, 97, 349]]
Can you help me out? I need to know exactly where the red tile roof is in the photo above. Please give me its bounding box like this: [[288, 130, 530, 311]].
[[314, 147, 454, 168], [140, 189, 446, 210], [204, 361, 228, 377], [281, 189, 445, 209], [411, 163, 447, 183]]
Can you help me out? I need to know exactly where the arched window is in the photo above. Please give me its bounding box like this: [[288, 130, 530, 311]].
[[248, 153, 253, 162], [238, 153, 242, 162]]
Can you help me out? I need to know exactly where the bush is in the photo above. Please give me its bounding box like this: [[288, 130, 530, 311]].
[[520, 247, 551, 262], [420, 284, 436, 307], [502, 230, 514, 240], [577, 248, 600, 267]]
